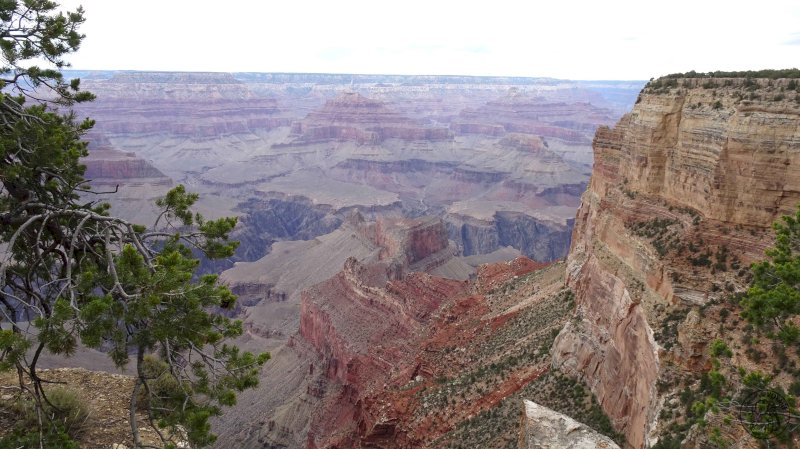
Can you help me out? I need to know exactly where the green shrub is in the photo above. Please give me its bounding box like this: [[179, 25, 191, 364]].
[[0, 387, 88, 448], [689, 251, 712, 267], [0, 425, 79, 449], [44, 387, 91, 438]]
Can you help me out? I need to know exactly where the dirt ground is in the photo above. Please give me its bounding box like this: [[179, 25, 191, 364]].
[[0, 368, 166, 448]]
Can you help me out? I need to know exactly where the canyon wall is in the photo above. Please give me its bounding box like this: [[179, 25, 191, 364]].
[[446, 211, 574, 261], [214, 218, 474, 449], [216, 255, 585, 449], [552, 77, 800, 448], [70, 71, 639, 267]]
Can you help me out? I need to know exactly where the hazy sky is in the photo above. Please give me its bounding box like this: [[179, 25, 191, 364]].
[[57, 0, 799, 80]]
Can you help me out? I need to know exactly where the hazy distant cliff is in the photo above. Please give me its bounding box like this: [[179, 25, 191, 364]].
[[70, 71, 640, 268], [552, 75, 800, 448]]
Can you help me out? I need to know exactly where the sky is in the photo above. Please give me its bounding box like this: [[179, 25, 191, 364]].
[[57, 0, 800, 80]]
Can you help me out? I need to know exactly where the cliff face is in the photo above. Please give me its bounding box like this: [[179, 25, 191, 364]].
[[365, 216, 450, 265], [552, 78, 800, 448], [82, 132, 171, 183], [446, 211, 574, 261], [229, 256, 469, 449], [298, 257, 466, 389], [293, 257, 561, 449], [215, 250, 609, 449]]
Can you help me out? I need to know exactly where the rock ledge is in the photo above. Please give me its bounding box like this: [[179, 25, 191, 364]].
[[520, 399, 620, 449]]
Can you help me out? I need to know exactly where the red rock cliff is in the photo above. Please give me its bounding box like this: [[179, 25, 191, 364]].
[[298, 257, 468, 447], [552, 77, 800, 448]]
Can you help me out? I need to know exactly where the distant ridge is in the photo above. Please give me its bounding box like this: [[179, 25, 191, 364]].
[[61, 70, 644, 85]]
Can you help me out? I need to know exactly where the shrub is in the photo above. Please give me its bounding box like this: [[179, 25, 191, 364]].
[[0, 387, 89, 447], [0, 425, 79, 449], [45, 388, 91, 438]]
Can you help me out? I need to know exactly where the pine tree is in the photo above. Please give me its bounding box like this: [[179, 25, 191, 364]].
[[0, 2, 268, 447]]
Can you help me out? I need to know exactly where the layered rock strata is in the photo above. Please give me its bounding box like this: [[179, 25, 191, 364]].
[[219, 215, 470, 352], [70, 71, 638, 264], [290, 92, 452, 144], [552, 77, 800, 448], [80, 132, 173, 223]]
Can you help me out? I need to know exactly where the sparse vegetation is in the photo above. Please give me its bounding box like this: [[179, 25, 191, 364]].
[[627, 217, 682, 259], [655, 206, 800, 448], [655, 307, 691, 350], [440, 371, 624, 449], [419, 282, 624, 449], [660, 69, 800, 79], [1, 386, 89, 448]]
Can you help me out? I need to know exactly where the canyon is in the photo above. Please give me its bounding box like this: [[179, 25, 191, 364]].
[[44, 71, 800, 449], [211, 74, 800, 449], [68, 70, 639, 358], [71, 71, 638, 264]]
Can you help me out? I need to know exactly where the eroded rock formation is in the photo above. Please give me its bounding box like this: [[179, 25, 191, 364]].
[[70, 71, 639, 266], [552, 77, 800, 448], [290, 92, 452, 144], [80, 132, 173, 223], [520, 400, 621, 449]]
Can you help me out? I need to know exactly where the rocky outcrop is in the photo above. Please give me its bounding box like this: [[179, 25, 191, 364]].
[[218, 222, 383, 351], [290, 92, 452, 144], [82, 133, 170, 183], [364, 216, 450, 265], [299, 258, 466, 383], [219, 214, 471, 352], [296, 258, 469, 447], [552, 77, 800, 448], [452, 93, 616, 145], [83, 147, 168, 182], [446, 211, 574, 261], [519, 400, 621, 449], [476, 256, 549, 291]]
